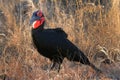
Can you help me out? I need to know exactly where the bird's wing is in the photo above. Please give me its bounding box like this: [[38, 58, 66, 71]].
[[32, 30, 80, 57], [33, 30, 90, 64], [33, 30, 70, 50], [54, 28, 68, 38]]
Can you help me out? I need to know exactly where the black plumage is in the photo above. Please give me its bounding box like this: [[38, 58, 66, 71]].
[[30, 10, 101, 72]]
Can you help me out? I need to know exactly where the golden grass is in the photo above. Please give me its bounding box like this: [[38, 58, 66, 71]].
[[0, 0, 120, 79]]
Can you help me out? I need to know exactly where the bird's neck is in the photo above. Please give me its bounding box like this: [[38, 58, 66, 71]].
[[32, 22, 45, 32], [32, 17, 45, 29]]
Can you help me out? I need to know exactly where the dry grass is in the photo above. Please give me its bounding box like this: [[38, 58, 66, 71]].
[[0, 0, 120, 80]]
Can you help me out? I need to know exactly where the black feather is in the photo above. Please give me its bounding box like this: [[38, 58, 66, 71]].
[[30, 11, 101, 73]]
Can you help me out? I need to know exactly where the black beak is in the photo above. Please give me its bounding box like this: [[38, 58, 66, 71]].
[[30, 16, 41, 25], [29, 10, 40, 25]]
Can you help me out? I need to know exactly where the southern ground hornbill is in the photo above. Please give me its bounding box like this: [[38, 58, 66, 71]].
[[30, 10, 101, 72]]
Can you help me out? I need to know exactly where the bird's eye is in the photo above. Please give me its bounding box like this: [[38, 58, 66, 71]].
[[37, 11, 43, 17]]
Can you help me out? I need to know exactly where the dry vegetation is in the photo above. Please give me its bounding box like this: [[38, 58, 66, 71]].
[[0, 0, 120, 80]]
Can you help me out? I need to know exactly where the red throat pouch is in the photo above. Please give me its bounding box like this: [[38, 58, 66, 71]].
[[32, 17, 45, 29]]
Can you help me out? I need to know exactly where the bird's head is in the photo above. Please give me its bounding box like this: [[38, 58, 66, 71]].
[[30, 10, 45, 29]]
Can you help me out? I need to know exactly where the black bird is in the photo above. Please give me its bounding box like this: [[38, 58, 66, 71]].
[[30, 10, 101, 72]]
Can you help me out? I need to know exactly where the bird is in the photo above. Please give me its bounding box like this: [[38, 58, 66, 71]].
[[30, 10, 101, 72]]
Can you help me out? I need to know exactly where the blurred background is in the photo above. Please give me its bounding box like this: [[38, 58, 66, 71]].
[[0, 0, 120, 80]]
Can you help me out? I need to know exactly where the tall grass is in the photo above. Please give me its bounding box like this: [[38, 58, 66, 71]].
[[0, 0, 120, 79]]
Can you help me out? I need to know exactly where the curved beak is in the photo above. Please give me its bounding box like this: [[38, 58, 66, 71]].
[[30, 16, 40, 25], [29, 10, 40, 25]]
